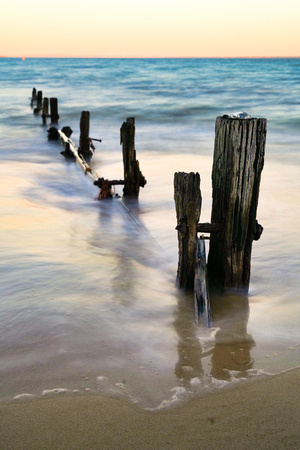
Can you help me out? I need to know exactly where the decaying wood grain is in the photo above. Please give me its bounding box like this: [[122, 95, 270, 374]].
[[207, 116, 266, 291], [174, 172, 201, 289]]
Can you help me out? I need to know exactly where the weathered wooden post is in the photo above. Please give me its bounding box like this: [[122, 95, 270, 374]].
[[33, 90, 43, 114], [43, 97, 49, 115], [174, 172, 201, 289], [31, 88, 37, 106], [79, 111, 93, 159], [47, 127, 59, 140], [37, 91, 43, 110], [120, 117, 146, 197], [50, 98, 59, 123], [207, 114, 266, 292], [42, 97, 49, 124]]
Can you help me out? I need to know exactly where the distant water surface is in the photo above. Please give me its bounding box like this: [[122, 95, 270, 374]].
[[0, 58, 299, 408]]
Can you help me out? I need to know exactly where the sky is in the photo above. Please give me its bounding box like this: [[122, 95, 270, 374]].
[[1, 0, 299, 57]]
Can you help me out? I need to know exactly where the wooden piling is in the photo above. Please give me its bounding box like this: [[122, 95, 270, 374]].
[[42, 97, 49, 124], [61, 126, 73, 138], [79, 111, 93, 159], [31, 88, 37, 106], [174, 172, 202, 289], [207, 115, 266, 292], [37, 91, 43, 110], [50, 98, 59, 123], [43, 97, 49, 114], [120, 117, 146, 197], [47, 126, 59, 140]]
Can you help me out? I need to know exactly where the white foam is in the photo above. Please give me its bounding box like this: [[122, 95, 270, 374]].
[[96, 376, 108, 382], [190, 377, 201, 387], [41, 388, 70, 396], [13, 393, 35, 400], [210, 378, 230, 389], [145, 385, 188, 411]]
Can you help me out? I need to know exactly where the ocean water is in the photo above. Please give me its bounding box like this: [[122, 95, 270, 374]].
[[0, 58, 299, 408]]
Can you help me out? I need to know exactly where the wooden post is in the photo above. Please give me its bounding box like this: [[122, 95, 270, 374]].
[[61, 126, 73, 138], [207, 115, 266, 292], [120, 117, 146, 197], [43, 97, 49, 115], [31, 88, 37, 106], [42, 97, 49, 124], [50, 98, 59, 123], [174, 172, 201, 289], [47, 126, 59, 140], [37, 91, 43, 110], [79, 111, 93, 159]]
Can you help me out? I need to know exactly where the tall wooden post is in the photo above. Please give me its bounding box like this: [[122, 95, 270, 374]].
[[31, 88, 37, 106], [42, 97, 49, 124], [79, 111, 93, 159], [37, 91, 43, 110], [174, 172, 202, 289], [50, 98, 59, 123], [207, 115, 266, 292], [43, 97, 49, 115], [120, 117, 146, 197]]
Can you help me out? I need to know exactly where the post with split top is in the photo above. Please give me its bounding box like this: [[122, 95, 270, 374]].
[[207, 114, 266, 292]]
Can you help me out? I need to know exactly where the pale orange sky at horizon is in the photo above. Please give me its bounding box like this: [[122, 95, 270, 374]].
[[1, 0, 299, 58]]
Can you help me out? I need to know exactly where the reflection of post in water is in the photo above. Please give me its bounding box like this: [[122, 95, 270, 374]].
[[95, 200, 137, 308], [105, 197, 158, 308], [209, 292, 255, 381], [173, 291, 256, 386], [173, 293, 204, 386]]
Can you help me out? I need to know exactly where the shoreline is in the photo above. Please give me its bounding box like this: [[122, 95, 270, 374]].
[[1, 368, 299, 449]]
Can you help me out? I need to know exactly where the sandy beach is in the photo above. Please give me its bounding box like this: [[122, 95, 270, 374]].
[[1, 368, 299, 449]]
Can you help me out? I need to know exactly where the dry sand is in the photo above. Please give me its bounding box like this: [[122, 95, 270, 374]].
[[1, 369, 299, 449]]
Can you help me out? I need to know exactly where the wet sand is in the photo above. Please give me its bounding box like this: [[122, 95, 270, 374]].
[[1, 369, 299, 449]]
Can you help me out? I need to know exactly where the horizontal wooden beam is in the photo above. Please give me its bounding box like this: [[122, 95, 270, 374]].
[[197, 222, 224, 233], [176, 220, 224, 237], [94, 178, 125, 187]]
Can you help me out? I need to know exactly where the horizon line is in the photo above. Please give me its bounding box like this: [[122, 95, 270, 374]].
[[1, 55, 300, 59]]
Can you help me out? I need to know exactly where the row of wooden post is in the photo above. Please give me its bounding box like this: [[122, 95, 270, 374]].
[[31, 88, 59, 123], [174, 115, 267, 300], [31, 89, 146, 199], [30, 89, 266, 305]]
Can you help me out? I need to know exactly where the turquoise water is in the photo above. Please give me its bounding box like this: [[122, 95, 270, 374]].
[[0, 58, 299, 408]]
